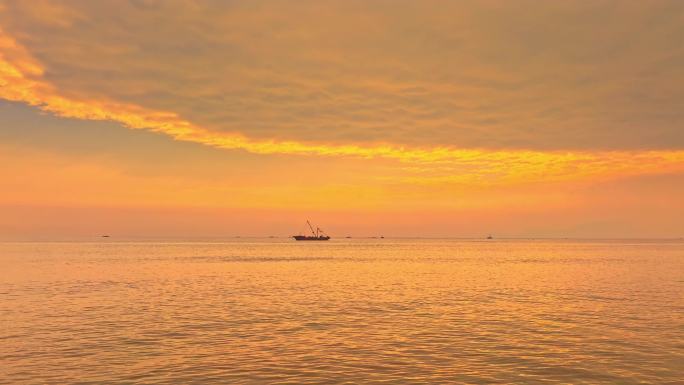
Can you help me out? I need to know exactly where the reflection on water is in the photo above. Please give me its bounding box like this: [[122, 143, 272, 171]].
[[1, 239, 683, 384]]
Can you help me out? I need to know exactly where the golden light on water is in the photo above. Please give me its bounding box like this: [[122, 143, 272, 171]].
[[2, 240, 683, 383]]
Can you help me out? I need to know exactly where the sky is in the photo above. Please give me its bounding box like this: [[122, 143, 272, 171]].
[[1, 0, 683, 239]]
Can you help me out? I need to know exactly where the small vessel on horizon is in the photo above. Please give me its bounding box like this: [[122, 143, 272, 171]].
[[293, 220, 330, 241]]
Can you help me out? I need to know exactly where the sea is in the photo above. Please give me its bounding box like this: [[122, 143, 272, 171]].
[[1, 238, 682, 384]]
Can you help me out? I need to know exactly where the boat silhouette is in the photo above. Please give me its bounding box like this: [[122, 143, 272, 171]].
[[293, 220, 330, 241]]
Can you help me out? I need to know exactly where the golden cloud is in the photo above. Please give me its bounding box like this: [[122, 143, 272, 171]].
[[1, 27, 684, 186]]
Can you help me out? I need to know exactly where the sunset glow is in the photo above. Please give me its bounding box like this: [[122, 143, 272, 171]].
[[1, 1, 683, 238], [3, 3, 683, 384]]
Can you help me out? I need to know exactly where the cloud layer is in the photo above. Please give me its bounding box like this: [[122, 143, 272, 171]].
[[1, 0, 684, 197], [2, 0, 684, 150]]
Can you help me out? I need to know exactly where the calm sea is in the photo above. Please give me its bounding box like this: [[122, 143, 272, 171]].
[[1, 239, 682, 384]]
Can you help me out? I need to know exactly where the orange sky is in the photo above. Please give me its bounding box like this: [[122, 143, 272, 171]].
[[1, 1, 683, 239]]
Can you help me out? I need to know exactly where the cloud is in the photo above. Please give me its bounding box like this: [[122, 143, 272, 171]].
[[2, 0, 684, 150], [2, 23, 684, 187]]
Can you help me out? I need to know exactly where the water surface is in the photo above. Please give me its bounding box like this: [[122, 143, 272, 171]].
[[1, 239, 682, 384]]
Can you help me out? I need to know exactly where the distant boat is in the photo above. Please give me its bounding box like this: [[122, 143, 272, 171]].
[[101, 235, 110, 238], [293, 220, 330, 241], [487, 234, 493, 239]]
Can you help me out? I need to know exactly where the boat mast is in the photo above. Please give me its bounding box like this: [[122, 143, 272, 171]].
[[306, 220, 316, 237]]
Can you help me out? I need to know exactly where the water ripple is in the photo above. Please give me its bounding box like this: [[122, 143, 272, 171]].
[[1, 240, 682, 384]]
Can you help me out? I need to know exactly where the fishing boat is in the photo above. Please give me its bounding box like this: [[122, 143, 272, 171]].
[[293, 221, 330, 241]]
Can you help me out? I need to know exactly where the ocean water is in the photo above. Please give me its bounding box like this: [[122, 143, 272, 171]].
[[1, 239, 682, 384]]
